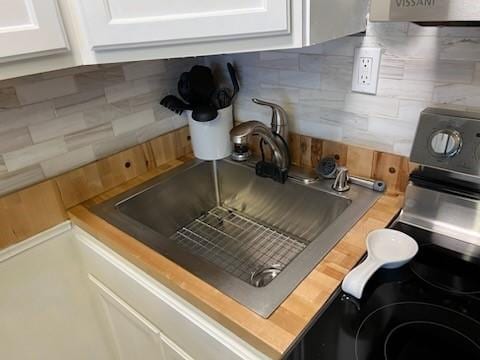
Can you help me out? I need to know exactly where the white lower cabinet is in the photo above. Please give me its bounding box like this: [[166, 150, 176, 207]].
[[89, 274, 191, 360], [0, 223, 114, 360], [74, 226, 269, 360], [161, 334, 194, 360]]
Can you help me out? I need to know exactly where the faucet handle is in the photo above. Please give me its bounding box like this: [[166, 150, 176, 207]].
[[333, 167, 350, 192], [252, 98, 288, 137]]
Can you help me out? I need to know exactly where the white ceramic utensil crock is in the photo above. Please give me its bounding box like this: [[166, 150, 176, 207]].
[[187, 105, 233, 160]]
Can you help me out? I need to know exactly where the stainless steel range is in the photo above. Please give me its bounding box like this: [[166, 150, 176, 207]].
[[288, 107, 480, 360]]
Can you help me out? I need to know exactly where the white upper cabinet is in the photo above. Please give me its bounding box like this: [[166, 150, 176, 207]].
[[73, 0, 368, 64], [0, 0, 368, 78], [0, 0, 68, 62], [77, 0, 290, 51]]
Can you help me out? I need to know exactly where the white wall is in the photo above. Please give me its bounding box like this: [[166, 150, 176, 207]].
[[207, 21, 480, 156], [0, 227, 114, 360]]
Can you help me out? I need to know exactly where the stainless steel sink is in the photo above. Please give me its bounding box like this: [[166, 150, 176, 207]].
[[91, 159, 380, 317]]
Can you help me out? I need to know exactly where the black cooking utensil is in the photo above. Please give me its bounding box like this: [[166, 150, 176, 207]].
[[189, 65, 216, 105], [227, 63, 240, 99], [178, 72, 193, 104], [192, 104, 218, 122], [211, 87, 233, 110], [160, 95, 192, 115]]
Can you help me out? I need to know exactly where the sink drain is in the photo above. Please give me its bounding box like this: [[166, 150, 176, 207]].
[[250, 265, 282, 287]]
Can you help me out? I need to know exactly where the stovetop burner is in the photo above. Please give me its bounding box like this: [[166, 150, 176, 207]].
[[356, 302, 480, 360], [410, 244, 480, 295], [290, 222, 480, 360]]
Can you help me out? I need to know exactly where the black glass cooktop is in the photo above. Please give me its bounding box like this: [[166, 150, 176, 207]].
[[291, 222, 480, 360]]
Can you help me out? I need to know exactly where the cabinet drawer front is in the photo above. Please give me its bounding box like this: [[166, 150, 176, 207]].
[[0, 0, 68, 61], [77, 0, 290, 50], [75, 230, 267, 360]]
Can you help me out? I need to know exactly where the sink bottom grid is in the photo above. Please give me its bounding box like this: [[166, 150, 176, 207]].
[[170, 206, 307, 285]]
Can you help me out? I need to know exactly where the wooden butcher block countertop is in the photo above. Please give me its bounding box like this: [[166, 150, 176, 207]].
[[68, 158, 404, 360]]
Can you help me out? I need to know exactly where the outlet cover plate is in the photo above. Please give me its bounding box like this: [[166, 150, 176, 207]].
[[352, 47, 382, 95]]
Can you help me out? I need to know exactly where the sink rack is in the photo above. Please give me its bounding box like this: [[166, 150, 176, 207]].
[[171, 206, 307, 285]]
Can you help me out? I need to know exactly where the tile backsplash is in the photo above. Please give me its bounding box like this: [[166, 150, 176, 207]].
[[207, 21, 480, 157], [0, 59, 194, 196], [2, 21, 480, 196]]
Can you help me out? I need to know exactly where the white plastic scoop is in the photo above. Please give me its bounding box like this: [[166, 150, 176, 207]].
[[342, 229, 418, 299]]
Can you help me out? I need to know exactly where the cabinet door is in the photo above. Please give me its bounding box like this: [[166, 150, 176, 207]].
[[89, 274, 167, 360], [0, 0, 68, 62], [160, 335, 193, 360], [77, 0, 290, 51]]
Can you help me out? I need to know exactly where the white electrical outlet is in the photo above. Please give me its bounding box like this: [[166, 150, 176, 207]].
[[352, 48, 382, 95]]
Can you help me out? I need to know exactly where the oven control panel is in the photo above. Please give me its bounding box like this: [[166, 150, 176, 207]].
[[410, 107, 480, 176]]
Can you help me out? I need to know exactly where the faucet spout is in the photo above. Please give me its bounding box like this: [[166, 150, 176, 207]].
[[230, 121, 289, 171]]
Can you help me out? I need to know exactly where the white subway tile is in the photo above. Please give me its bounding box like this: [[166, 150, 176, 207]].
[[433, 83, 480, 107], [40, 65, 99, 80], [313, 37, 364, 57], [29, 113, 87, 143], [65, 123, 114, 151], [299, 55, 353, 91], [291, 103, 368, 130], [361, 35, 438, 60], [15, 76, 78, 105], [0, 102, 55, 133], [439, 27, 480, 38], [105, 79, 152, 103], [367, 22, 409, 37], [136, 118, 175, 143], [0, 165, 45, 196], [404, 59, 475, 83], [298, 89, 345, 109], [299, 55, 353, 74], [234, 99, 273, 124], [231, 53, 260, 67], [393, 141, 413, 156], [0, 86, 20, 109], [368, 116, 417, 140], [398, 100, 431, 122], [440, 38, 480, 61], [0, 127, 32, 153], [54, 89, 106, 117], [123, 60, 167, 81], [291, 119, 343, 142], [407, 23, 439, 37], [75, 66, 125, 90], [40, 146, 96, 177], [93, 132, 138, 159], [172, 114, 188, 130], [278, 70, 321, 89], [344, 93, 399, 117], [473, 63, 480, 84], [380, 56, 405, 80], [259, 84, 300, 104], [342, 128, 395, 152], [112, 108, 155, 136], [257, 52, 299, 70], [377, 78, 434, 102], [4, 138, 67, 172], [237, 66, 279, 86], [0, 156, 6, 175]]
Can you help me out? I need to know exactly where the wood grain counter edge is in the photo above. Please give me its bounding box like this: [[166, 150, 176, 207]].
[[68, 161, 404, 359]]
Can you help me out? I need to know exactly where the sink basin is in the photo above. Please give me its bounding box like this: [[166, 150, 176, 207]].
[[91, 159, 380, 317]]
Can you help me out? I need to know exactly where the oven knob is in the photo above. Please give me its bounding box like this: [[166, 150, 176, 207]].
[[430, 129, 462, 158]]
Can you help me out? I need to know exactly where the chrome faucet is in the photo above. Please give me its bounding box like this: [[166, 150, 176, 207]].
[[252, 98, 288, 140], [230, 99, 290, 182]]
